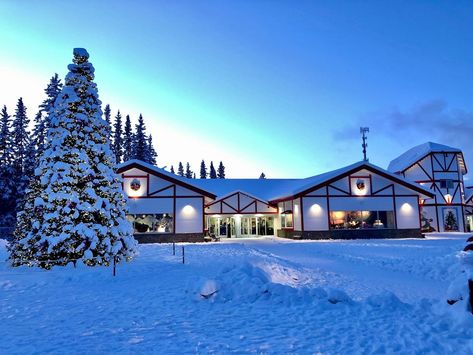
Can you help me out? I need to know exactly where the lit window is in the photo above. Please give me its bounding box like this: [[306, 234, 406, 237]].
[[127, 214, 174, 233], [281, 213, 293, 228], [329, 211, 395, 229]]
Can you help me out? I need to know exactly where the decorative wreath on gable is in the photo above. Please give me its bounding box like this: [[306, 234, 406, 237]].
[[356, 179, 365, 191], [130, 178, 141, 191]]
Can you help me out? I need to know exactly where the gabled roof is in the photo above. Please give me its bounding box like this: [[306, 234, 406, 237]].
[[116, 159, 217, 199], [192, 178, 299, 202], [270, 160, 434, 201], [117, 159, 434, 204], [387, 142, 466, 174]]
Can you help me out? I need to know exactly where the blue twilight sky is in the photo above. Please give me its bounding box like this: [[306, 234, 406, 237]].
[[0, 1, 472, 178]]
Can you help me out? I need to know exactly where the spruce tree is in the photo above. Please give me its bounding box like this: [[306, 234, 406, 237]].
[[12, 98, 30, 176], [112, 110, 123, 164], [146, 135, 157, 165], [133, 114, 147, 160], [185, 162, 193, 178], [0, 106, 16, 226], [177, 162, 184, 177], [209, 161, 217, 179], [217, 161, 225, 179], [170, 165, 175, 174], [30, 111, 46, 167], [32, 74, 63, 165], [39, 73, 63, 122], [193, 172, 196, 179], [200, 160, 207, 179], [12, 98, 32, 209], [9, 48, 137, 269], [103, 104, 111, 134], [122, 114, 133, 162], [0, 106, 12, 165], [259, 172, 266, 179]]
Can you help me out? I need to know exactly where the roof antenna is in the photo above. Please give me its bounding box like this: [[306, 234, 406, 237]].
[[360, 127, 369, 161]]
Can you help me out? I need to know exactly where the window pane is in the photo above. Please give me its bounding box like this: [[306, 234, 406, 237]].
[[128, 214, 173, 233], [285, 214, 293, 228], [329, 211, 395, 230]]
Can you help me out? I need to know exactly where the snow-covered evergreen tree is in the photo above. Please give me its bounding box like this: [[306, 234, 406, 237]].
[[209, 161, 217, 179], [217, 161, 225, 179], [9, 48, 137, 269], [259, 172, 266, 179], [185, 162, 193, 178], [133, 114, 147, 161], [177, 162, 184, 177], [112, 110, 123, 164], [122, 114, 133, 162], [200, 160, 207, 179], [170, 165, 175, 174], [0, 105, 16, 226], [146, 135, 157, 165]]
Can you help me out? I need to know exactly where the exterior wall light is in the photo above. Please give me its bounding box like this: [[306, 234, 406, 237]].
[[445, 194, 453, 204]]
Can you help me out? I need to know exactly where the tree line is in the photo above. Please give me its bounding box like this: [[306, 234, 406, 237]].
[[0, 75, 159, 228]]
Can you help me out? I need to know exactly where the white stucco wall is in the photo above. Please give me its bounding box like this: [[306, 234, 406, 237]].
[[302, 197, 328, 231], [127, 198, 173, 214], [395, 196, 420, 229], [175, 198, 203, 234], [329, 197, 394, 211]]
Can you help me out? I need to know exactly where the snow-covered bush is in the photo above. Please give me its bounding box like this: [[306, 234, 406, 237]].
[[8, 48, 137, 269]]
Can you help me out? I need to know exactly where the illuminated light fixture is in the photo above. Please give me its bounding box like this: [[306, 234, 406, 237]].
[[309, 204, 323, 216], [444, 194, 453, 204], [182, 205, 195, 216], [419, 199, 425, 205], [401, 203, 413, 215]]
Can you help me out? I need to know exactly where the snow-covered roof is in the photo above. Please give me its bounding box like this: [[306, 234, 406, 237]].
[[192, 179, 300, 202], [387, 142, 465, 174], [118, 159, 434, 203], [194, 160, 434, 202]]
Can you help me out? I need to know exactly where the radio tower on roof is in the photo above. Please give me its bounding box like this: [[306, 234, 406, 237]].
[[360, 127, 369, 161]]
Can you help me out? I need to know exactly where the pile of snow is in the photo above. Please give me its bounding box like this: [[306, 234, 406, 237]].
[[191, 262, 412, 311], [447, 248, 473, 318]]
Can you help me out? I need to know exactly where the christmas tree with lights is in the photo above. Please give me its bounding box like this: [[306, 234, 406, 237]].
[[9, 48, 137, 269]]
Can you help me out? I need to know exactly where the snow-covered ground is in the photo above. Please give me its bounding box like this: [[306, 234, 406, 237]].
[[1, 235, 473, 353]]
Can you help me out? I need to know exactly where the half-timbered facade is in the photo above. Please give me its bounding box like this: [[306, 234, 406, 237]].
[[388, 142, 467, 232], [118, 159, 434, 242], [117, 160, 216, 243], [267, 161, 433, 239]]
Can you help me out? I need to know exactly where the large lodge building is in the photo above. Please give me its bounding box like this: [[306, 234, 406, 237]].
[[117, 142, 473, 243]]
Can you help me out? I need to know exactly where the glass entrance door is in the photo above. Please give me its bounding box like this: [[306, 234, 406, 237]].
[[208, 217, 236, 238]]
